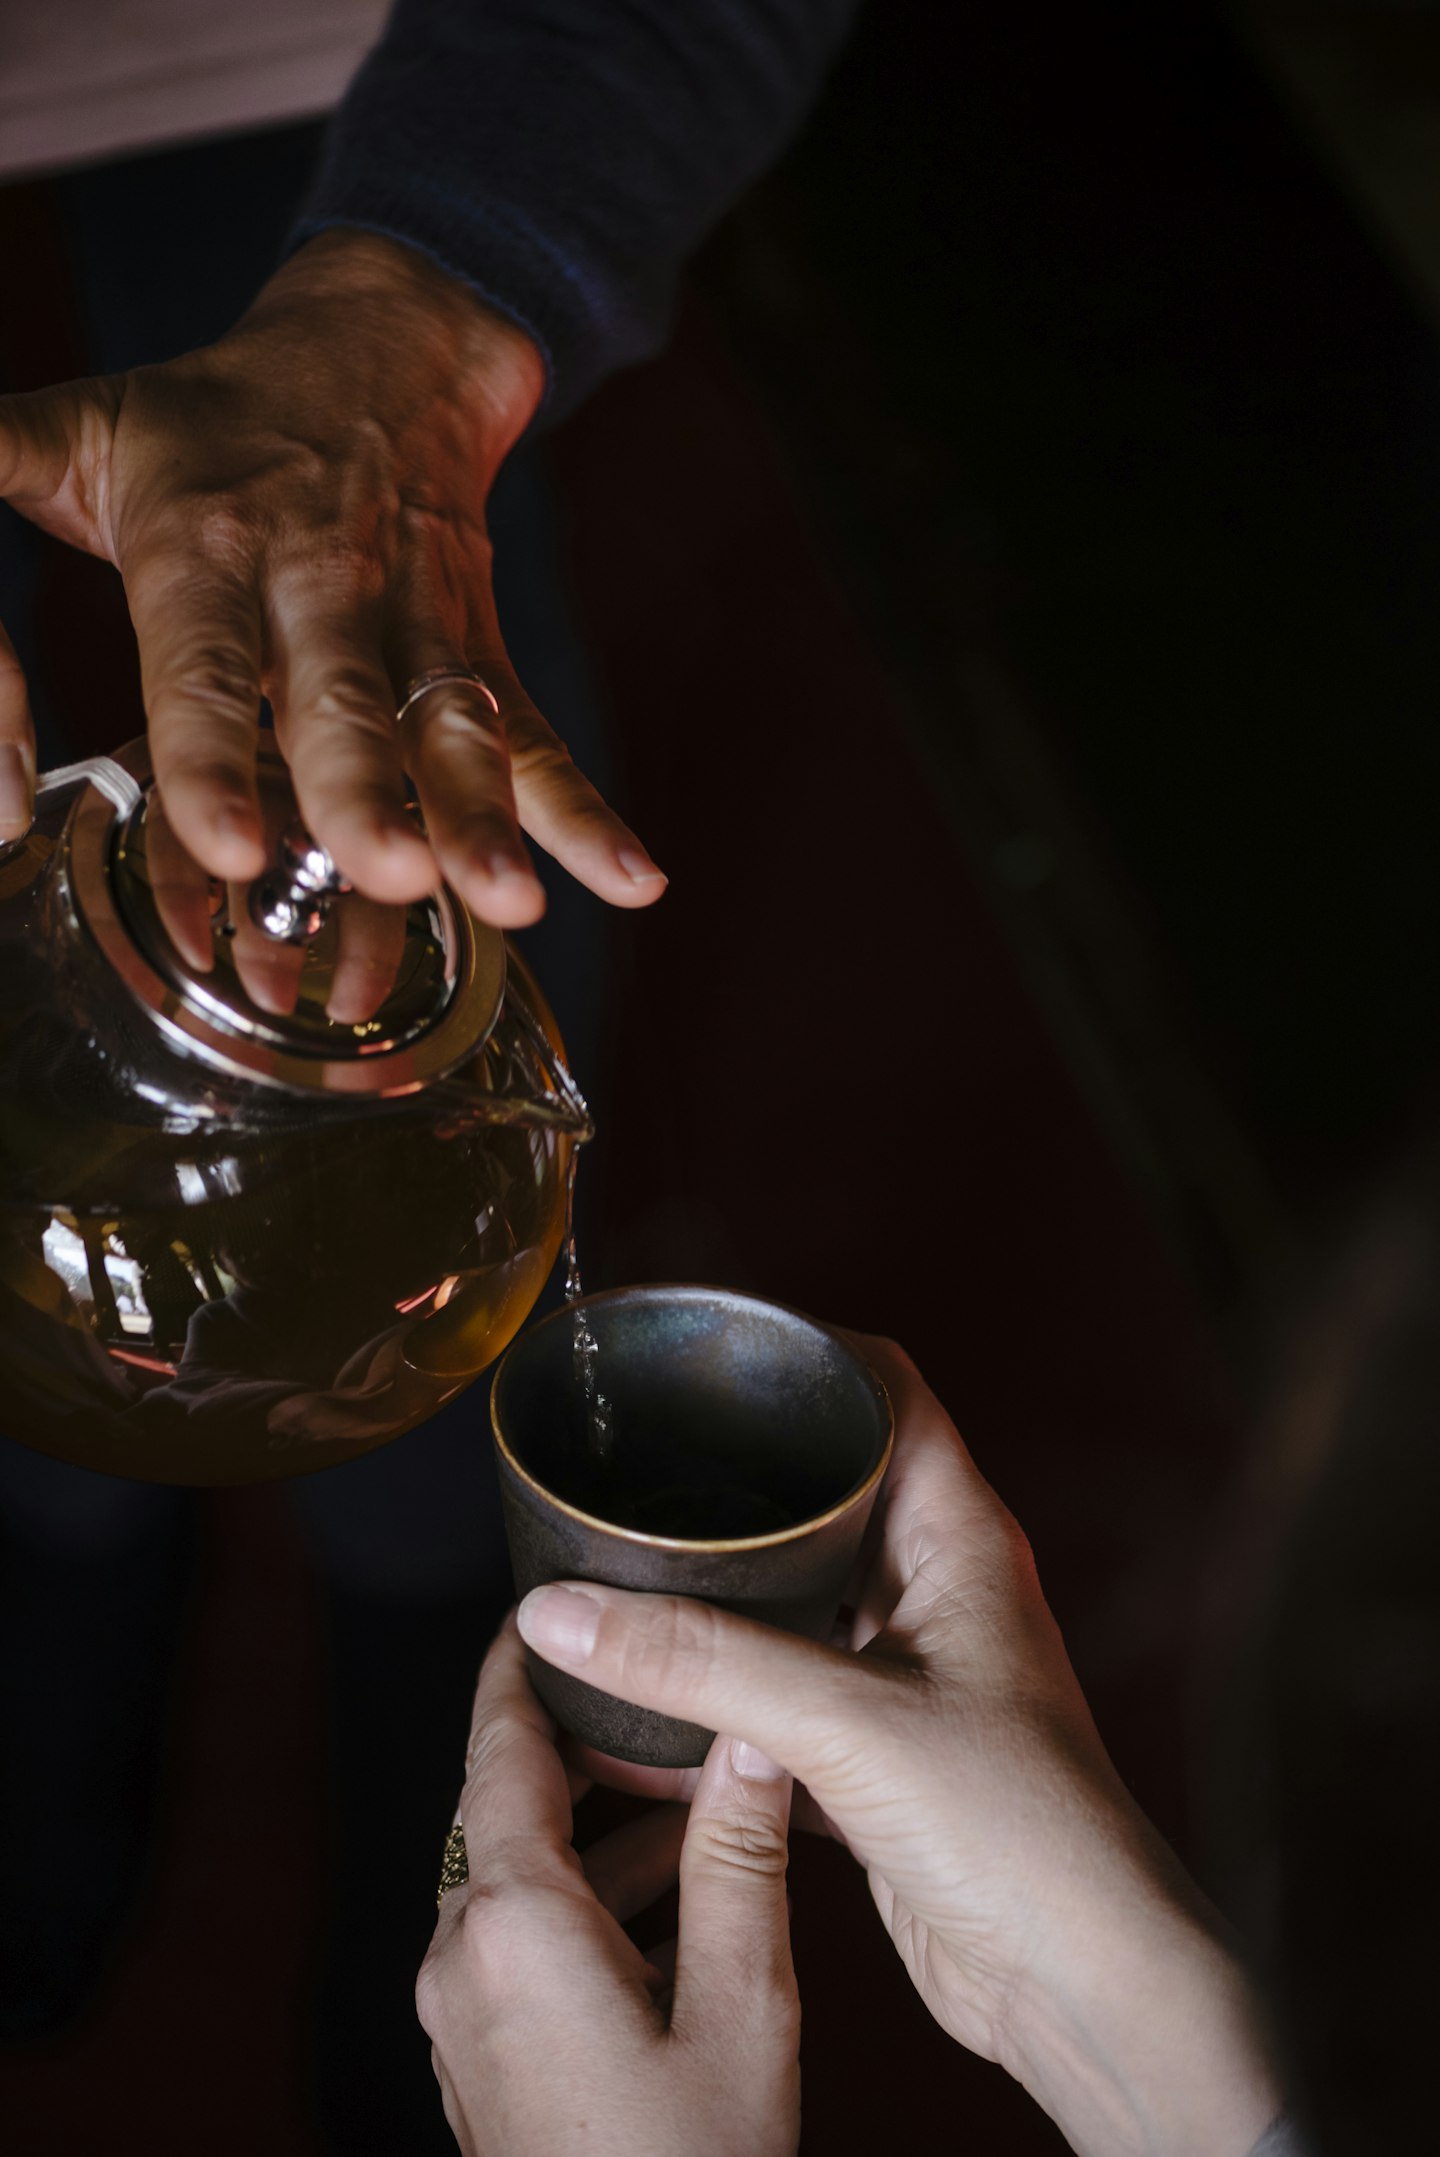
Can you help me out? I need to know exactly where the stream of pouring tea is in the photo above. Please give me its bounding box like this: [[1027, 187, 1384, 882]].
[[564, 1149, 615, 1458]]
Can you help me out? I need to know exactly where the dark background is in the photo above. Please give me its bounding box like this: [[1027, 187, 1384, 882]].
[[2, 3, 1437, 2151]]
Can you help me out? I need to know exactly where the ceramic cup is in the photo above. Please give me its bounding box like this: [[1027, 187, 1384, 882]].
[[491, 1284, 894, 1767]]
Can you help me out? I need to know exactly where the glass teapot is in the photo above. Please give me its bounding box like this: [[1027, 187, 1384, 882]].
[[0, 739, 590, 1486]]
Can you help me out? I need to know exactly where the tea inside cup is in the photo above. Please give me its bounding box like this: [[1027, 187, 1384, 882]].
[[491, 1285, 893, 1767]]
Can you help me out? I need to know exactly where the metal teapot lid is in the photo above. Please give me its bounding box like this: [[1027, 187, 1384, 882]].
[[66, 741, 506, 1097]]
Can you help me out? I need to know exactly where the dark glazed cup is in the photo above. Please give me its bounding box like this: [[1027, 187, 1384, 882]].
[[491, 1285, 894, 1768]]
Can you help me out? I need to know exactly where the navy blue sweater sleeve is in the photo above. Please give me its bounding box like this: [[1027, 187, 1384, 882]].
[[292, 0, 858, 415]]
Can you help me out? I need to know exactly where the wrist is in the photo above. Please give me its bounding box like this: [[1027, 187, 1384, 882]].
[[235, 229, 545, 450], [997, 1876, 1281, 2156]]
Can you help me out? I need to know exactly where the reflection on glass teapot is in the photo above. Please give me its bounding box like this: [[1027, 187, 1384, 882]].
[[0, 739, 589, 1485]]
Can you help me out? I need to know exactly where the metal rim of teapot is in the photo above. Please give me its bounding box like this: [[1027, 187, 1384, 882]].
[[54, 742, 515, 1101]]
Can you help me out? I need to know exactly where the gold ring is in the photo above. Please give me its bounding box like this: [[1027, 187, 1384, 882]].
[[436, 1821, 469, 1908], [396, 668, 500, 730]]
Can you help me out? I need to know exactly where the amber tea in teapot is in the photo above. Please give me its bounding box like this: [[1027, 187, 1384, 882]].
[[0, 741, 589, 1486]]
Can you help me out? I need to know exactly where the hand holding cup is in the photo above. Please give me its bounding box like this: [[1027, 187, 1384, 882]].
[[518, 1336, 1285, 2157], [490, 1286, 893, 1767]]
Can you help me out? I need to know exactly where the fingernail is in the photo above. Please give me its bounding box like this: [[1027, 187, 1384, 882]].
[[517, 1585, 600, 1666], [618, 848, 667, 885], [729, 1738, 785, 1782]]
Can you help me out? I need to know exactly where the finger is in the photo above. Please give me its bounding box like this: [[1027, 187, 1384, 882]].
[[0, 618, 36, 841], [841, 1332, 1020, 1636], [567, 1740, 842, 1844], [516, 1583, 889, 1793], [851, 1489, 908, 1649], [269, 591, 435, 903], [128, 556, 267, 879], [580, 1804, 689, 1922], [840, 1493, 889, 1642], [212, 780, 310, 1014], [457, 1613, 575, 1893], [325, 890, 408, 1024], [456, 558, 666, 905], [500, 686, 668, 908], [671, 1734, 795, 2050], [392, 636, 547, 929], [562, 1740, 703, 1807], [225, 870, 307, 1015], [143, 786, 219, 972], [846, 1331, 990, 1507]]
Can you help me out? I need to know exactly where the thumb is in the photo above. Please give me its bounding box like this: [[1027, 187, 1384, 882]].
[[0, 377, 127, 839], [0, 379, 120, 550], [515, 1582, 883, 1792], [0, 618, 35, 841], [670, 1733, 796, 2054]]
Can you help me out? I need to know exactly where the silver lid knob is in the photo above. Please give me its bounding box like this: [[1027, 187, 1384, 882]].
[[248, 823, 351, 943]]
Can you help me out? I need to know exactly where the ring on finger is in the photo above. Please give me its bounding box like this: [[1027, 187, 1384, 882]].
[[396, 667, 500, 729], [436, 1819, 469, 1907]]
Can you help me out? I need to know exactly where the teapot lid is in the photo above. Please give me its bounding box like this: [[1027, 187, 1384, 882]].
[[67, 741, 507, 1097]]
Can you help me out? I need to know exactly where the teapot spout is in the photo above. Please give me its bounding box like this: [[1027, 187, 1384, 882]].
[[432, 970, 594, 1142]]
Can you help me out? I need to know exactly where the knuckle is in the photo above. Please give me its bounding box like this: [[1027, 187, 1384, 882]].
[[293, 528, 375, 584], [996, 1505, 1038, 1580], [606, 1593, 723, 1701], [447, 807, 520, 857], [397, 489, 491, 548], [509, 737, 613, 822], [463, 1716, 527, 1790], [788, 1656, 899, 1772], [190, 499, 258, 566], [412, 696, 508, 760], [957, 1503, 1040, 1612], [452, 1881, 530, 1984], [795, 1707, 883, 1791], [297, 669, 394, 729], [507, 728, 575, 784], [414, 1887, 555, 2038], [413, 1951, 448, 2039], [150, 647, 258, 727], [687, 1812, 790, 1882], [267, 532, 384, 613]]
